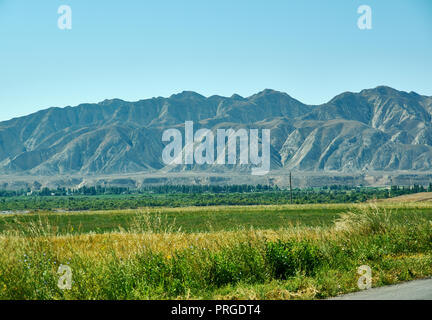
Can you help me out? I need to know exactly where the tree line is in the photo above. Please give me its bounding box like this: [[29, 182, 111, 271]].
[[0, 184, 430, 211], [0, 183, 431, 198]]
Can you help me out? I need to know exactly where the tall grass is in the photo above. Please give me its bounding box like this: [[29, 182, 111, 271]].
[[0, 204, 431, 299]]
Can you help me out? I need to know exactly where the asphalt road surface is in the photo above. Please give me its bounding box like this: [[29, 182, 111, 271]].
[[330, 278, 432, 300]]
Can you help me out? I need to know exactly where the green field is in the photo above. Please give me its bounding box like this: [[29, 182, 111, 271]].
[[0, 202, 431, 300], [2, 203, 432, 235], [0, 205, 346, 235]]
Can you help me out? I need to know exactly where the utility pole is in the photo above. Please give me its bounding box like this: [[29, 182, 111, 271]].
[[289, 172, 293, 204], [389, 176, 392, 198]]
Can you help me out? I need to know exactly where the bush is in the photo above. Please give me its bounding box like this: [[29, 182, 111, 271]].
[[266, 240, 324, 279], [208, 243, 267, 287]]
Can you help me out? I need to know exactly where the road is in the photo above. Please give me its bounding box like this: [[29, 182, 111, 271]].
[[330, 278, 432, 300]]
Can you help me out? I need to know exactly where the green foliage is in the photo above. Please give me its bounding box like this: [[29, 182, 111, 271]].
[[266, 240, 325, 278], [1, 204, 432, 299], [0, 206, 344, 235], [209, 243, 267, 287], [0, 185, 419, 212]]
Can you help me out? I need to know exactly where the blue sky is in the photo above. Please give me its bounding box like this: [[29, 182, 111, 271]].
[[0, 0, 431, 121]]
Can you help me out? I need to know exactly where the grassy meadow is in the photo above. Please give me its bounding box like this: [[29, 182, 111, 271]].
[[0, 202, 431, 299]]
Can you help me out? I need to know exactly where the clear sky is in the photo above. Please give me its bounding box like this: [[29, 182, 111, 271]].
[[0, 0, 431, 121]]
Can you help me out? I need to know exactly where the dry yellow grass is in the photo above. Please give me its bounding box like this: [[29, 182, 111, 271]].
[[1, 203, 355, 218], [0, 228, 319, 261], [375, 192, 432, 203]]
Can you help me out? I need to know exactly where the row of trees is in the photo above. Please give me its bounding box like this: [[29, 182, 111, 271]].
[[390, 184, 432, 195], [1, 184, 431, 198], [0, 184, 429, 211]]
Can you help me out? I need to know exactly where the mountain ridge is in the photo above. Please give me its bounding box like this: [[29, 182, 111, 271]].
[[1, 86, 432, 176]]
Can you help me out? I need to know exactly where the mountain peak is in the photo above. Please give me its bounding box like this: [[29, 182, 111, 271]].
[[253, 89, 283, 96], [248, 89, 296, 101], [170, 91, 206, 100], [230, 94, 244, 100], [99, 98, 126, 106], [361, 86, 405, 96]]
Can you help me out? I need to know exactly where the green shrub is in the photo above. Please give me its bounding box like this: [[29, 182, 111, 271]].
[[208, 243, 267, 287], [266, 240, 324, 279]]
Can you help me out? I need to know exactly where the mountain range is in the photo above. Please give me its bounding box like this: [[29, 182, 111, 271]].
[[1, 86, 432, 176]]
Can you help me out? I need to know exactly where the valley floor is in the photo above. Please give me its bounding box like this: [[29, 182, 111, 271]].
[[0, 202, 431, 299]]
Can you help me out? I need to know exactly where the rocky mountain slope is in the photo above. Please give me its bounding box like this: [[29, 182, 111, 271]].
[[1, 86, 431, 175]]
